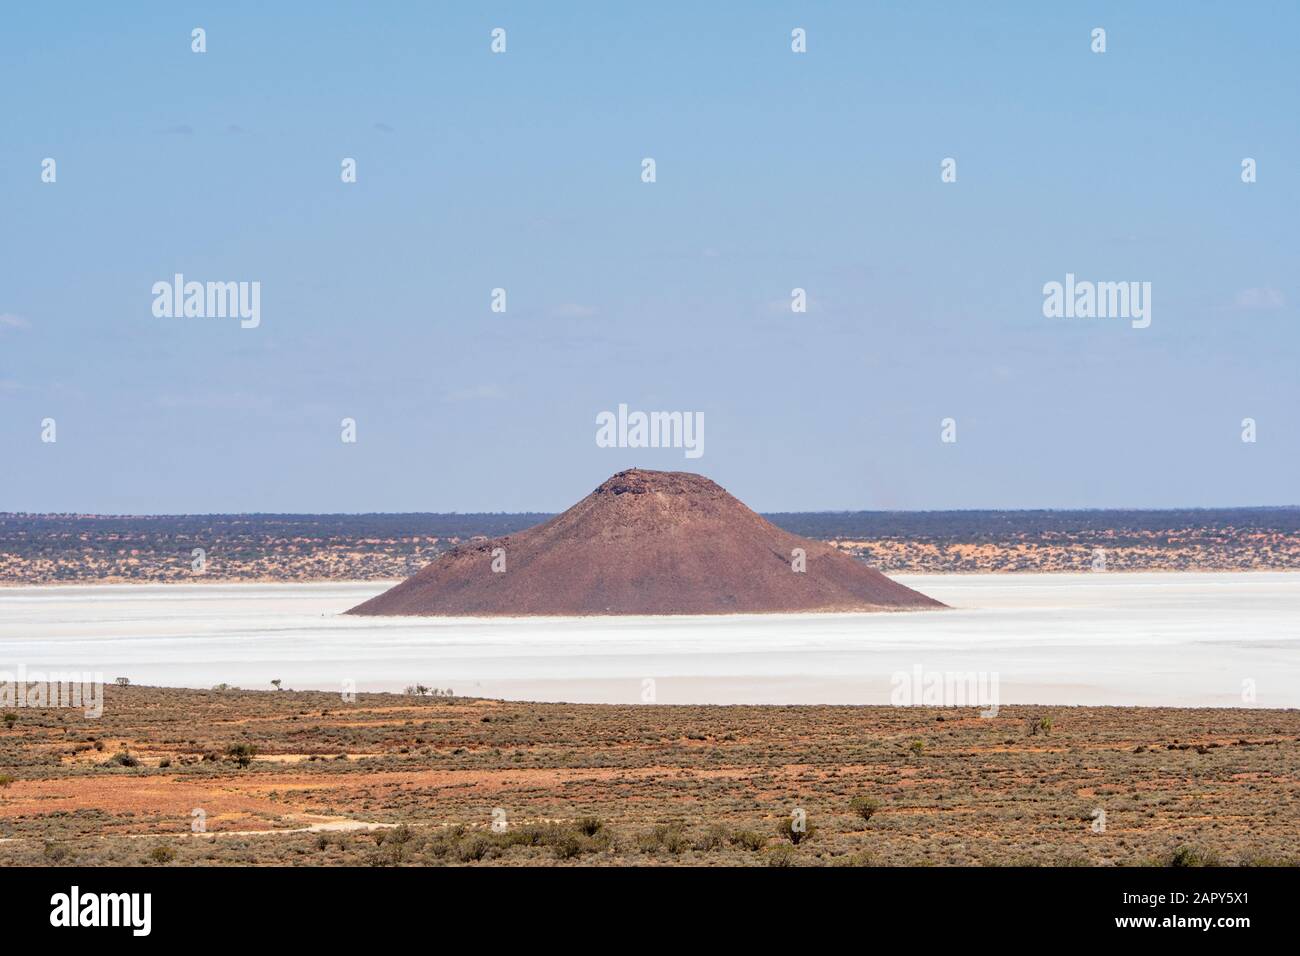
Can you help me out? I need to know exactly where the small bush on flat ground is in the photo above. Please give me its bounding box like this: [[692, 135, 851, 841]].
[[765, 845, 797, 867], [637, 824, 690, 855], [1166, 846, 1223, 868], [776, 816, 816, 846], [849, 796, 880, 822]]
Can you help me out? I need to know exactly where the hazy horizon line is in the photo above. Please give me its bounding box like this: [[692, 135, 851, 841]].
[[6, 504, 1300, 520]]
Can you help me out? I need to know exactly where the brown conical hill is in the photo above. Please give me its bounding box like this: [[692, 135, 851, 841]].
[[346, 469, 945, 616]]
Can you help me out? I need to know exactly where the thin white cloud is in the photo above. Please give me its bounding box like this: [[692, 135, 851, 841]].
[[0, 313, 31, 330], [156, 392, 273, 412], [1234, 287, 1285, 311]]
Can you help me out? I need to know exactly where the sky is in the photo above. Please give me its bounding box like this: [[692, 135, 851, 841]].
[[1, 2, 1297, 514]]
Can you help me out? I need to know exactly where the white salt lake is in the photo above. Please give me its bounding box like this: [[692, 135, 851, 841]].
[[1, 573, 1296, 707]]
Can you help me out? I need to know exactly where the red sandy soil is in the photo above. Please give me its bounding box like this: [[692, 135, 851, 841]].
[[349, 469, 944, 616], [3, 689, 1296, 866]]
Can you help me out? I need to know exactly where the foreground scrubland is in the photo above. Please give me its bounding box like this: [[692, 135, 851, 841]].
[[0, 686, 1296, 866]]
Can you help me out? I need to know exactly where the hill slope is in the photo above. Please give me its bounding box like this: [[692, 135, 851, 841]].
[[347, 469, 943, 616]]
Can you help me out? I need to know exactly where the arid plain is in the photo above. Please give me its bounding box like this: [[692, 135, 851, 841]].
[[3, 505, 1297, 867], [0, 685, 1296, 867]]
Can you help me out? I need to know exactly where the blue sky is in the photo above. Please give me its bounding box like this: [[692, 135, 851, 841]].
[[2, 2, 1296, 513]]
